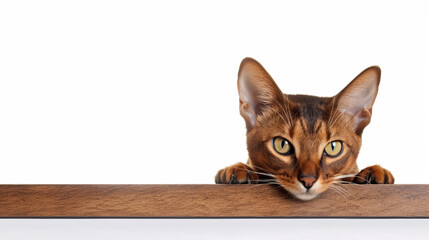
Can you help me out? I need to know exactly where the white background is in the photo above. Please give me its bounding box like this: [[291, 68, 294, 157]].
[[0, 0, 428, 184], [0, 219, 429, 240]]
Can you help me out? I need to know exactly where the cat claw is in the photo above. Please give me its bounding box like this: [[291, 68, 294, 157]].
[[228, 173, 236, 184], [353, 165, 394, 184], [215, 162, 259, 184], [246, 173, 250, 184]]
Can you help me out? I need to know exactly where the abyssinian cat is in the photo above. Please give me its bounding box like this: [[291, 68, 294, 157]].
[[215, 58, 394, 201]]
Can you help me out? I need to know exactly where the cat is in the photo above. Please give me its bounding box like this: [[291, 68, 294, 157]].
[[215, 58, 394, 201]]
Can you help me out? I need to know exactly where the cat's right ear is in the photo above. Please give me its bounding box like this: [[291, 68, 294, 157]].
[[237, 58, 284, 130]]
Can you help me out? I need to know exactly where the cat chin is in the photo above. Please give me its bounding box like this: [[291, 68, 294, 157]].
[[287, 181, 323, 201], [292, 192, 320, 201], [284, 187, 321, 201]]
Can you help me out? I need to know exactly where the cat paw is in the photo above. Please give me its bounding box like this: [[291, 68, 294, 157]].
[[215, 162, 259, 184], [353, 165, 395, 184]]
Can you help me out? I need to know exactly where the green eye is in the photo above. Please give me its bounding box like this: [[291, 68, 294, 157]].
[[324, 141, 343, 157], [273, 137, 293, 155]]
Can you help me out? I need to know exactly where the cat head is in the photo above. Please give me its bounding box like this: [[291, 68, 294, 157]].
[[238, 58, 380, 200]]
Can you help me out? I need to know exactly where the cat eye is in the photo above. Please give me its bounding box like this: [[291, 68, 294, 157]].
[[324, 141, 343, 157], [272, 137, 293, 155]]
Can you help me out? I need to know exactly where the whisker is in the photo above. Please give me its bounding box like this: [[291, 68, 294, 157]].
[[332, 173, 371, 184], [247, 179, 278, 184], [282, 95, 294, 126], [351, 175, 371, 184], [233, 168, 275, 178], [329, 185, 349, 199], [329, 185, 344, 195], [333, 180, 358, 185], [255, 179, 278, 182], [270, 106, 291, 127], [329, 109, 347, 128], [332, 174, 357, 180], [331, 183, 351, 195], [329, 105, 341, 128], [327, 96, 336, 126], [248, 181, 282, 190], [332, 182, 352, 193], [264, 182, 282, 186], [251, 165, 272, 173], [272, 97, 293, 127], [249, 171, 276, 178]]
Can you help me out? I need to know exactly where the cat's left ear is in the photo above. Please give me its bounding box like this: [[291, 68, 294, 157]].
[[335, 66, 381, 135]]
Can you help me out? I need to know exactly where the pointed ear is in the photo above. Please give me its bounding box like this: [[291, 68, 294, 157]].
[[237, 58, 284, 130], [335, 66, 381, 134]]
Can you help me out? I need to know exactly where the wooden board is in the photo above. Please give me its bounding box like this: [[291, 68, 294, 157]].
[[0, 184, 428, 217]]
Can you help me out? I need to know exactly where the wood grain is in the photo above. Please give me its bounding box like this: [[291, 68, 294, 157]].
[[0, 184, 428, 217]]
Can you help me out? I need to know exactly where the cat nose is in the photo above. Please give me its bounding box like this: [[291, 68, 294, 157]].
[[299, 175, 317, 189]]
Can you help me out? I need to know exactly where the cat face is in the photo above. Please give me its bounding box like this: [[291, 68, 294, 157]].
[[238, 58, 380, 200]]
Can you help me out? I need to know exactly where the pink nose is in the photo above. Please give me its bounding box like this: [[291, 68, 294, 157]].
[[299, 175, 317, 189]]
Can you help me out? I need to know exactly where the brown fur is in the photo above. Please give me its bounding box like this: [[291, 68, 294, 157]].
[[215, 58, 394, 201]]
